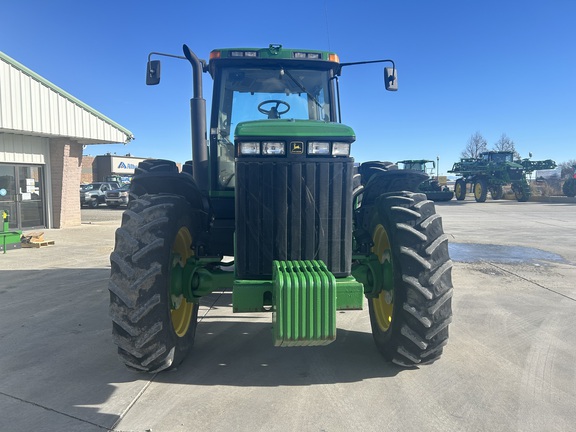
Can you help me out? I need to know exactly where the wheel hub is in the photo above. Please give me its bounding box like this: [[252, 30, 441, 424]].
[[371, 224, 394, 332], [170, 227, 196, 337]]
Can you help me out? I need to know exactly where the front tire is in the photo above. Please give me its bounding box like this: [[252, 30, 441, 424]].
[[366, 192, 453, 366], [473, 179, 488, 202], [454, 179, 466, 201], [109, 194, 201, 372]]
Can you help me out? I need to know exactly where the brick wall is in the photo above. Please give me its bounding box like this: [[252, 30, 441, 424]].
[[49, 138, 82, 228], [81, 155, 95, 183]]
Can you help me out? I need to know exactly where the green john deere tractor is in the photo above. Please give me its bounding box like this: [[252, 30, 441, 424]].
[[108, 44, 453, 372], [397, 159, 454, 201], [448, 151, 556, 202]]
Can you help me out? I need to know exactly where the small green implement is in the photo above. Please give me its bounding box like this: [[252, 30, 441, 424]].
[[397, 159, 454, 201], [1, 211, 22, 254]]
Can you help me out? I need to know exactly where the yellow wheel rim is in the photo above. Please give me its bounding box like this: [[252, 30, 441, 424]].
[[170, 226, 195, 337], [371, 224, 394, 332], [455, 182, 462, 197], [474, 183, 483, 199]]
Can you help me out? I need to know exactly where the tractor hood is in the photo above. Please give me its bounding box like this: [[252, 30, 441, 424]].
[[505, 161, 524, 169], [234, 119, 356, 141]]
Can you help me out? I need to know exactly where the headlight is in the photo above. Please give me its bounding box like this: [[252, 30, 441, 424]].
[[262, 142, 285, 156], [308, 141, 330, 155], [239, 142, 260, 155], [332, 142, 351, 156], [120, 191, 129, 197]]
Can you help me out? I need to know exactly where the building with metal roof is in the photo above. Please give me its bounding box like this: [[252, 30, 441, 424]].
[[0, 51, 133, 229]]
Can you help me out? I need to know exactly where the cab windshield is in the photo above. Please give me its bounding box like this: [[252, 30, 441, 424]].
[[214, 67, 334, 188], [484, 153, 513, 163]]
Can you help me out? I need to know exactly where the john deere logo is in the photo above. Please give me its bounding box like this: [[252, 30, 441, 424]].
[[291, 142, 304, 154]]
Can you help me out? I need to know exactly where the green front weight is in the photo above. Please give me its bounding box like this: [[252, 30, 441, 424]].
[[272, 260, 337, 347]]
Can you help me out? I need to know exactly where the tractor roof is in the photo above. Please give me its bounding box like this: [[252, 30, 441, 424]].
[[397, 159, 434, 164], [208, 44, 340, 77], [480, 151, 514, 155]]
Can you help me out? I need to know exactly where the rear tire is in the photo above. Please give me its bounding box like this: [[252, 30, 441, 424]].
[[513, 180, 531, 202], [109, 194, 201, 372], [490, 185, 503, 200], [366, 192, 453, 366], [563, 178, 576, 197], [130, 159, 180, 198]]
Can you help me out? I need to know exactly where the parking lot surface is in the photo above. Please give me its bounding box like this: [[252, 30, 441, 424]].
[[1, 200, 575, 432]]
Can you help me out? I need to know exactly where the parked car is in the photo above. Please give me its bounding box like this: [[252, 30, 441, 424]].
[[105, 184, 130, 208], [80, 182, 120, 208]]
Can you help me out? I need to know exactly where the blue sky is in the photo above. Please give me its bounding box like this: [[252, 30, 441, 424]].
[[2, 0, 574, 173]]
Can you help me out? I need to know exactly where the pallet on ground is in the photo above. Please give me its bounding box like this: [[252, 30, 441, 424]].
[[21, 240, 55, 248]]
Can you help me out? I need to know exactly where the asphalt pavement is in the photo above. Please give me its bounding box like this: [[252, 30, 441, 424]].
[[1, 198, 575, 432]]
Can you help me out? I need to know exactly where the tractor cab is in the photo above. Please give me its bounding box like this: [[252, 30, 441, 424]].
[[481, 151, 514, 164], [206, 46, 341, 190], [397, 159, 435, 174]]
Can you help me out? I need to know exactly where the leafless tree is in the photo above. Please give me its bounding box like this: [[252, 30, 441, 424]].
[[558, 159, 576, 178], [493, 133, 520, 159], [461, 132, 487, 158]]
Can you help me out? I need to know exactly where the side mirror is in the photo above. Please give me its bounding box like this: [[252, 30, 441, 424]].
[[384, 67, 398, 91], [146, 60, 161, 85]]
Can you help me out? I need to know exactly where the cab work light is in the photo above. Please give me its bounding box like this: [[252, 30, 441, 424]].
[[293, 52, 322, 60], [230, 51, 258, 57]]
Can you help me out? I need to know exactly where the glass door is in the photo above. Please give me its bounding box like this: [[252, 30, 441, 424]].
[[0, 164, 45, 229], [0, 165, 18, 229], [17, 166, 45, 229]]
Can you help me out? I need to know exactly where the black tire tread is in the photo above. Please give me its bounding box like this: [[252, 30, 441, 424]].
[[454, 179, 467, 200], [368, 192, 453, 366], [109, 194, 199, 372]]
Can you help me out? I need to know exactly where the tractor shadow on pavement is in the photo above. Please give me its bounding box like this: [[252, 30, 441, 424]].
[[158, 324, 408, 388], [155, 291, 411, 387], [0, 266, 414, 431]]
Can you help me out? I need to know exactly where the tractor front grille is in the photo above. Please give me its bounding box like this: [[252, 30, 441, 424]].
[[235, 159, 353, 279]]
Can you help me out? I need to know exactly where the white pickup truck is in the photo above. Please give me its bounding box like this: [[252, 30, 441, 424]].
[[80, 182, 120, 208]]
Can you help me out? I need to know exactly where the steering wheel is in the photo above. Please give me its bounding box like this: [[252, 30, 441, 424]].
[[258, 100, 290, 119]]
